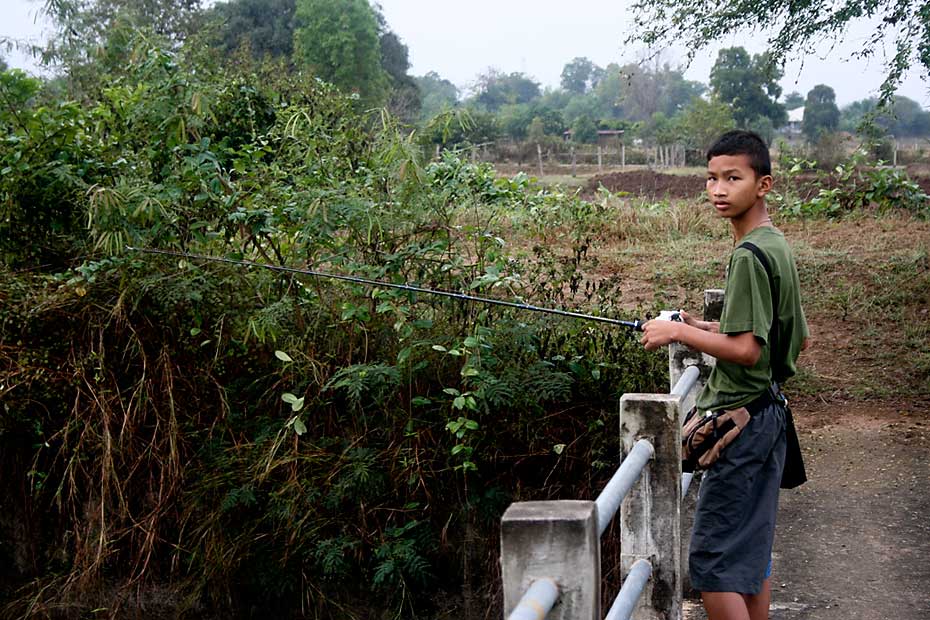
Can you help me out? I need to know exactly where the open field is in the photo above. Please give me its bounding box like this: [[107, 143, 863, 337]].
[[504, 173, 930, 620]]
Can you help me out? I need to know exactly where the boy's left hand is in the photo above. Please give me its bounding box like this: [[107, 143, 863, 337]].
[[640, 319, 680, 351]]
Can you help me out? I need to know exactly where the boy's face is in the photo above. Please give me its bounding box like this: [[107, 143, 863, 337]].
[[706, 154, 772, 220]]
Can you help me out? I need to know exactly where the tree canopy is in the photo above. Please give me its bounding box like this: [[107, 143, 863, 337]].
[[208, 0, 296, 60], [628, 0, 930, 103], [416, 71, 459, 119], [676, 96, 737, 151], [783, 91, 805, 111], [802, 84, 840, 140], [618, 62, 705, 122], [293, 0, 388, 106], [471, 70, 541, 111], [560, 57, 604, 94], [840, 95, 930, 136], [709, 47, 787, 128]]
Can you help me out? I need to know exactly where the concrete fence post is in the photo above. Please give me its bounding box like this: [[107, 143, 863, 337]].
[[672, 288, 724, 597], [500, 501, 600, 619], [669, 289, 724, 415], [619, 393, 682, 620]]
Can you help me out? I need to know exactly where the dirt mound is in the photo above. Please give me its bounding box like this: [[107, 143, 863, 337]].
[[586, 170, 704, 199], [587, 167, 930, 202]]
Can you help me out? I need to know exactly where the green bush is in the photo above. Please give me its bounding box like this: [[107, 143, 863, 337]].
[[0, 32, 665, 619]]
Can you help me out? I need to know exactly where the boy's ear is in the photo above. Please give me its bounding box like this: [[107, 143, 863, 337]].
[[756, 174, 773, 196]]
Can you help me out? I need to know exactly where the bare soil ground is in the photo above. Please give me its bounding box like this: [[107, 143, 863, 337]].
[[586, 165, 930, 202], [585, 170, 703, 199], [684, 399, 930, 620]]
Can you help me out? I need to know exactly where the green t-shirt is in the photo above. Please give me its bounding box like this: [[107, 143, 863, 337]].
[[695, 226, 809, 412]]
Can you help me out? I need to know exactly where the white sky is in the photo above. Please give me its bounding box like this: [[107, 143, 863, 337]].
[[3, 0, 929, 108]]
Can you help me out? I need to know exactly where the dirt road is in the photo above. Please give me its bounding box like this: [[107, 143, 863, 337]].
[[685, 399, 930, 619]]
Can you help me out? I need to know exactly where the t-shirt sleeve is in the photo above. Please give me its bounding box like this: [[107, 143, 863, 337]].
[[719, 251, 773, 344]]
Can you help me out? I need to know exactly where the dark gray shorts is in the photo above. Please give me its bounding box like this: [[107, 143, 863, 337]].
[[690, 401, 786, 594]]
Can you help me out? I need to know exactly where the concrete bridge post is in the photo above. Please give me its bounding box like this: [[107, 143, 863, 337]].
[[619, 392, 682, 620], [500, 501, 600, 619], [670, 289, 724, 598]]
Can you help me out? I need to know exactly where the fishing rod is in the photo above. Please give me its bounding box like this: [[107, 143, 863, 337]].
[[127, 246, 679, 331]]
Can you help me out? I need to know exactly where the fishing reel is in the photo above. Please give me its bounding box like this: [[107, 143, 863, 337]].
[[656, 310, 682, 322], [631, 310, 682, 331]]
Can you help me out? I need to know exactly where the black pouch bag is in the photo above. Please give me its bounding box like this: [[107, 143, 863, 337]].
[[780, 401, 807, 488], [740, 241, 807, 489]]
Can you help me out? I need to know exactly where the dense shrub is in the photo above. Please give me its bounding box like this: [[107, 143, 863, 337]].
[[0, 34, 665, 619]]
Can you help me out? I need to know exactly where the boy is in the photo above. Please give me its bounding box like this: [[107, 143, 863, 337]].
[[640, 130, 809, 620]]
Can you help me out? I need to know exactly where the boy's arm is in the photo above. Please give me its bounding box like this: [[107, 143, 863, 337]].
[[640, 320, 762, 367]]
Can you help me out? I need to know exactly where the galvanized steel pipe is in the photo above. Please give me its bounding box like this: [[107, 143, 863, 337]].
[[671, 364, 700, 398], [595, 439, 655, 537], [506, 577, 560, 620], [681, 472, 694, 496], [604, 559, 653, 620], [673, 366, 700, 498]]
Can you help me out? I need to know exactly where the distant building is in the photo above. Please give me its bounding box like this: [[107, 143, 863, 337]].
[[785, 107, 805, 135]]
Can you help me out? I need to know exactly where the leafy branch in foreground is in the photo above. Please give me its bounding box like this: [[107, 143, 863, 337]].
[[627, 0, 930, 104]]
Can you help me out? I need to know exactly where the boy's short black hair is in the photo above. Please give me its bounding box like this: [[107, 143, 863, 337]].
[[707, 130, 771, 178]]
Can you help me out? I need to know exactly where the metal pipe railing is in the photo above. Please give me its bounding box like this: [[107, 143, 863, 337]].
[[506, 578, 559, 620], [603, 559, 653, 620], [682, 472, 694, 496], [673, 365, 701, 498], [595, 438, 655, 537], [671, 364, 700, 397]]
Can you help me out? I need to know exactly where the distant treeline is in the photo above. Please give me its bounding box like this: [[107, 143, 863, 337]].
[[9, 0, 927, 155]]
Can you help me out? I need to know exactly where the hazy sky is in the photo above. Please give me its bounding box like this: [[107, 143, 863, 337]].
[[4, 0, 929, 108]]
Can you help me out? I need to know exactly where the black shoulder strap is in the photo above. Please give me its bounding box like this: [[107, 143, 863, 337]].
[[738, 241, 783, 382]]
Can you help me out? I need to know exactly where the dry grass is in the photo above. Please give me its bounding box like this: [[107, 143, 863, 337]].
[[506, 200, 930, 402]]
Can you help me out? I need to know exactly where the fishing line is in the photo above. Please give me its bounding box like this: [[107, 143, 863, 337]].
[[126, 246, 653, 330]]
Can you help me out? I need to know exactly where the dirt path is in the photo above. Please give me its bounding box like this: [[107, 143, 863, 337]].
[[685, 399, 930, 619]]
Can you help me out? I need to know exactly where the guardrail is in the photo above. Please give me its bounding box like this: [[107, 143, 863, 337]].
[[499, 290, 724, 620]]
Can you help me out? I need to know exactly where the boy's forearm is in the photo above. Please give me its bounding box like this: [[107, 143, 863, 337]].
[[673, 323, 760, 366]]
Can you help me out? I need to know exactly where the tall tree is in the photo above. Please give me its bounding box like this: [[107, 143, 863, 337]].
[[377, 30, 420, 120], [416, 71, 459, 119], [571, 114, 598, 143], [841, 96, 930, 136], [783, 91, 805, 110], [560, 57, 603, 94], [208, 0, 296, 60], [884, 96, 930, 136], [617, 62, 705, 122], [40, 0, 204, 96], [371, 6, 421, 120], [44, 0, 203, 50], [709, 47, 787, 128], [293, 0, 388, 106], [677, 96, 737, 151], [471, 69, 540, 111], [802, 84, 840, 140], [627, 0, 930, 104], [587, 63, 631, 119]]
